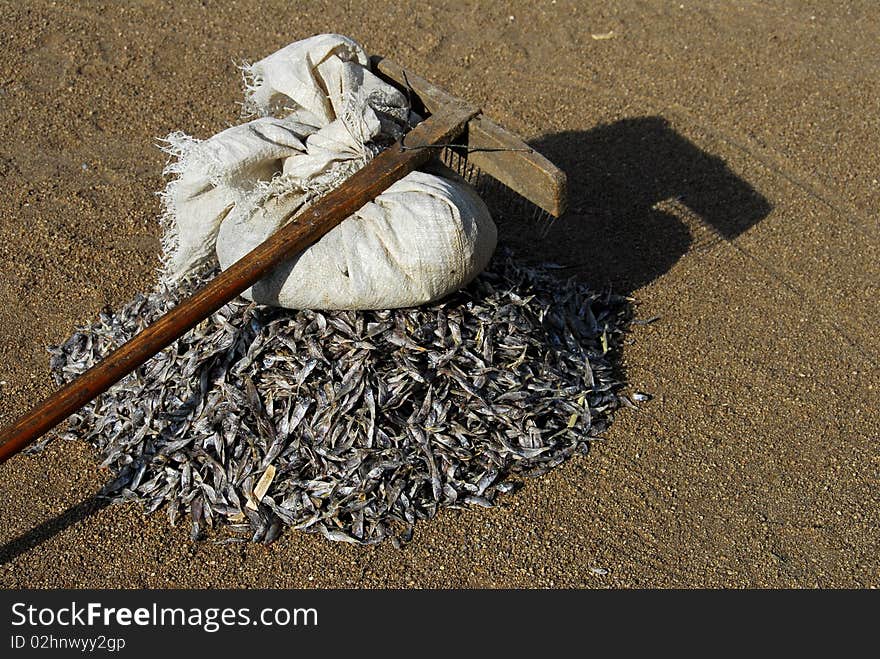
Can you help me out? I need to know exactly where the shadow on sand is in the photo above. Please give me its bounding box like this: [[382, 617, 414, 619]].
[[0, 491, 111, 566], [495, 115, 772, 294]]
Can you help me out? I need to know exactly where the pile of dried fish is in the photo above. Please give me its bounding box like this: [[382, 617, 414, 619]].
[[45, 249, 631, 545]]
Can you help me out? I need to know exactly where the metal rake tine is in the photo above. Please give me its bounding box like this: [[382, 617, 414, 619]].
[[453, 149, 462, 172], [541, 211, 560, 238], [441, 147, 453, 168]]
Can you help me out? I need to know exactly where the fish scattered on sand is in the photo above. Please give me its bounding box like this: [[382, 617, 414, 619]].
[[42, 248, 631, 545]]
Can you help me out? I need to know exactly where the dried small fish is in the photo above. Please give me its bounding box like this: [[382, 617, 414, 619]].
[[46, 247, 631, 545]]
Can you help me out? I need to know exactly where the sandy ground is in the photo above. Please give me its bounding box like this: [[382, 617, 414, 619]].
[[0, 0, 877, 588]]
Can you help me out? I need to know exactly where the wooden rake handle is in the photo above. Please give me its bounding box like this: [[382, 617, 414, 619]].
[[0, 103, 480, 465]]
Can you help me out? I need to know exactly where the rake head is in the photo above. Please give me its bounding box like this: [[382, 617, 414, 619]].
[[371, 56, 567, 232]]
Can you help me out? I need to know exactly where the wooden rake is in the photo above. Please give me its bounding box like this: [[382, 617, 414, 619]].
[[0, 56, 566, 465]]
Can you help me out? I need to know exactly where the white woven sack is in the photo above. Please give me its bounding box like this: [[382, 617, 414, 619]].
[[160, 34, 496, 310]]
